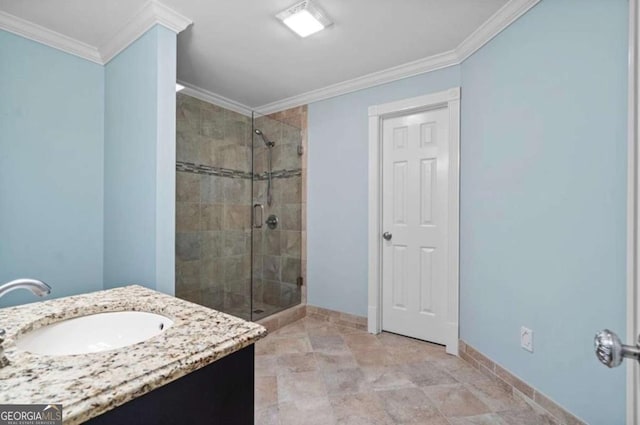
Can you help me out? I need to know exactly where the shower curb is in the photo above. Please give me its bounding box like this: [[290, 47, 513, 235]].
[[255, 304, 368, 333], [256, 304, 306, 333]]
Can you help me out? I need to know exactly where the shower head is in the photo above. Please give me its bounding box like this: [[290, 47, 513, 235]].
[[254, 128, 275, 148]]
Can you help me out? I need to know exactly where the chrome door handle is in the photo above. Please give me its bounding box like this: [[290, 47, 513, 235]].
[[382, 232, 392, 241], [594, 329, 640, 368], [253, 204, 264, 228]]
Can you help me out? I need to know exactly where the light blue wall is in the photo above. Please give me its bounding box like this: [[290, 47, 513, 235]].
[[0, 25, 177, 306], [104, 25, 176, 293], [459, 1, 628, 423], [308, 67, 462, 316], [0, 30, 105, 307], [154, 26, 177, 296], [308, 0, 628, 422]]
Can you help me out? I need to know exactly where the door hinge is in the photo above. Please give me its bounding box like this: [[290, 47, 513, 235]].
[[296, 276, 304, 287]]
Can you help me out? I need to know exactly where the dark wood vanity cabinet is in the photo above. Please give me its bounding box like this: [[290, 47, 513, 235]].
[[85, 344, 255, 425]]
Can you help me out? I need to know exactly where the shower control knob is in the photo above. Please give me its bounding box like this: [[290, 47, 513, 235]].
[[594, 329, 640, 368], [266, 214, 279, 230], [382, 232, 392, 241]]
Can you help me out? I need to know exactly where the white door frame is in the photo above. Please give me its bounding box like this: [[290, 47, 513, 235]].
[[367, 87, 461, 355], [628, 1, 639, 423]]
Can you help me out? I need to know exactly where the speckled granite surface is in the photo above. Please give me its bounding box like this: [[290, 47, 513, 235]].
[[0, 285, 267, 424]]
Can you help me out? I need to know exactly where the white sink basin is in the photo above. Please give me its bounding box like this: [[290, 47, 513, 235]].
[[15, 311, 173, 356]]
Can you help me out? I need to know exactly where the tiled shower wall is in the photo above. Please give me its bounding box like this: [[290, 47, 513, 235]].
[[175, 93, 252, 319], [175, 93, 307, 322], [264, 106, 308, 304], [252, 108, 306, 318]]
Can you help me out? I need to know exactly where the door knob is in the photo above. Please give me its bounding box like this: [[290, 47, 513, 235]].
[[382, 232, 392, 241], [594, 329, 640, 368]]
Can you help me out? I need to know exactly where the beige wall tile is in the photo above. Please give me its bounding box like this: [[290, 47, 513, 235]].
[[176, 202, 200, 232], [200, 175, 225, 203], [281, 231, 301, 258], [223, 204, 250, 229], [176, 171, 200, 202], [200, 204, 223, 231], [200, 102, 224, 140], [176, 259, 200, 292], [201, 231, 223, 259], [176, 131, 198, 163], [199, 258, 224, 289]]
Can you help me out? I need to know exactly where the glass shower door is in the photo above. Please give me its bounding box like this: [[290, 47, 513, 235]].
[[175, 93, 253, 320], [251, 112, 303, 321]]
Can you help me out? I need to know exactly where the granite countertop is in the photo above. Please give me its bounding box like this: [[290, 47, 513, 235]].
[[0, 285, 267, 424]]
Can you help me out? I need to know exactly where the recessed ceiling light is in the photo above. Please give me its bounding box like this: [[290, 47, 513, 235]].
[[176, 83, 185, 92], [276, 1, 332, 38]]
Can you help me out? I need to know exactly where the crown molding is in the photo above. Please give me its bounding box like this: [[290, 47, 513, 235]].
[[255, 0, 540, 114], [100, 1, 192, 64], [455, 0, 540, 62], [0, 1, 192, 65], [0, 0, 539, 114], [256, 49, 459, 114], [177, 80, 253, 117], [0, 10, 102, 63]]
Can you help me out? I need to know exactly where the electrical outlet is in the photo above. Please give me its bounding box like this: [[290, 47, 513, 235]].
[[520, 326, 533, 353]]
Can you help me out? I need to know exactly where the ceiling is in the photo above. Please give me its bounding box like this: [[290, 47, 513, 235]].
[[0, 0, 509, 108]]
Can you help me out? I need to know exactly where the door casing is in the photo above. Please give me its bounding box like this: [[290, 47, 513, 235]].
[[367, 87, 461, 355]]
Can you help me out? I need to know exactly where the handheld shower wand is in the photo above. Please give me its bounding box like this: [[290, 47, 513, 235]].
[[254, 129, 275, 206]]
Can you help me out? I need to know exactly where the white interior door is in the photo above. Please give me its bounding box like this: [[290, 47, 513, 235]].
[[381, 107, 450, 344]]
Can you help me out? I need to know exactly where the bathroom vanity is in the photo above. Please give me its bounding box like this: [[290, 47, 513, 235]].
[[0, 285, 266, 424]]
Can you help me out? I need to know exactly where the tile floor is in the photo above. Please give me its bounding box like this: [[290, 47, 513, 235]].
[[254, 316, 558, 425]]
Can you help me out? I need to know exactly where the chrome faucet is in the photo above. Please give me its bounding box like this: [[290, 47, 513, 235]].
[[0, 279, 51, 298], [0, 279, 51, 366]]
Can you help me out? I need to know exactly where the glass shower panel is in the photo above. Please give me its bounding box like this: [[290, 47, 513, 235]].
[[251, 112, 303, 321], [175, 93, 253, 320]]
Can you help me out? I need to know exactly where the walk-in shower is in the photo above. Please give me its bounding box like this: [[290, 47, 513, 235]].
[[175, 93, 303, 321]]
